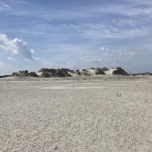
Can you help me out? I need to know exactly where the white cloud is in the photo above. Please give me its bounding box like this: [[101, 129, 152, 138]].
[[31, 49, 35, 54], [0, 2, 10, 11], [101, 47, 104, 51], [33, 57, 62, 68], [33, 57, 41, 62], [100, 47, 150, 59], [101, 47, 110, 51], [70, 24, 80, 28], [0, 33, 34, 60], [101, 47, 113, 57], [7, 57, 16, 61], [124, 47, 149, 57], [113, 19, 135, 27], [3, 4, 10, 8], [82, 26, 147, 40], [10, 0, 29, 4], [0, 62, 10, 69], [66, 61, 76, 67], [80, 55, 102, 63], [62, 24, 80, 29], [124, 52, 137, 56]]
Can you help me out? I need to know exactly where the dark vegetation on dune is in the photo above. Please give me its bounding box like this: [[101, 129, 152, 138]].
[[95, 67, 108, 75], [12, 70, 38, 77], [38, 68, 74, 73], [39, 68, 73, 77], [114, 67, 129, 76], [29, 72, 38, 77], [131, 72, 152, 76], [0, 75, 12, 78], [1, 67, 151, 78]]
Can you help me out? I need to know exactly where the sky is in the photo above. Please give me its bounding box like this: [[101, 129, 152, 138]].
[[0, 0, 152, 75]]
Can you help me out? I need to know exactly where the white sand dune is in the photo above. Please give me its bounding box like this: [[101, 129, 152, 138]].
[[68, 69, 97, 76], [67, 71, 80, 77], [34, 68, 126, 78], [0, 76, 152, 151], [104, 68, 117, 75], [86, 69, 96, 75], [36, 72, 43, 76]]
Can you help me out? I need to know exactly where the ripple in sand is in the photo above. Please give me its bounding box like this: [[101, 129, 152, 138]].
[[41, 86, 105, 89]]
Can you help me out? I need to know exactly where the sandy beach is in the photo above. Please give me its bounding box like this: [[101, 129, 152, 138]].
[[0, 75, 152, 151]]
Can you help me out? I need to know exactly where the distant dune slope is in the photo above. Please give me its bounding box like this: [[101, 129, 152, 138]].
[[104, 69, 118, 75], [9, 67, 130, 78]]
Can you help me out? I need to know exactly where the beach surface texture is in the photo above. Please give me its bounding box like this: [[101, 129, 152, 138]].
[[0, 75, 152, 151]]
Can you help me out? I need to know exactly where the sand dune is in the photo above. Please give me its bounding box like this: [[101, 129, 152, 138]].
[[35, 68, 127, 78], [86, 69, 96, 75], [104, 69, 117, 75]]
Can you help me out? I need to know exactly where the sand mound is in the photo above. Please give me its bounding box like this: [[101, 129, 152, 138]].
[[104, 69, 117, 75], [113, 67, 129, 76], [67, 71, 80, 77], [36, 72, 43, 76], [86, 69, 96, 76], [79, 70, 91, 76], [11, 67, 129, 79], [104, 68, 128, 76]]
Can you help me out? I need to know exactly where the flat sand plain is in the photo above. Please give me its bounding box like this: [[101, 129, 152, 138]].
[[0, 75, 152, 152]]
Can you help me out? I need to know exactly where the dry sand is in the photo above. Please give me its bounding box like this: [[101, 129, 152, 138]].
[[0, 75, 152, 151]]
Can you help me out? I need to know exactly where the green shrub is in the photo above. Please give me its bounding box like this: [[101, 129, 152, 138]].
[[114, 67, 128, 76], [96, 68, 100, 71], [30, 72, 38, 77], [56, 71, 65, 77], [42, 72, 50, 77], [23, 73, 28, 76], [116, 67, 122, 70], [95, 71, 102, 75], [0, 75, 11, 78], [38, 68, 57, 73], [19, 70, 29, 74], [78, 71, 81, 75], [38, 68, 71, 74], [100, 67, 108, 71], [12, 72, 17, 75], [95, 69, 105, 75], [15, 73, 19, 76], [95, 67, 108, 75], [50, 72, 54, 76], [24, 70, 28, 74]]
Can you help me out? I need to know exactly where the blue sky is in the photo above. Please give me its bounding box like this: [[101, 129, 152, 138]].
[[0, 0, 152, 75]]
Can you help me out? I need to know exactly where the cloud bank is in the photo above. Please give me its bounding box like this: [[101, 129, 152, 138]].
[[0, 62, 10, 69], [0, 34, 34, 60], [7, 57, 16, 61]]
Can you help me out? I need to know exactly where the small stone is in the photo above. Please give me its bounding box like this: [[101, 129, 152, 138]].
[[54, 145, 58, 150]]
